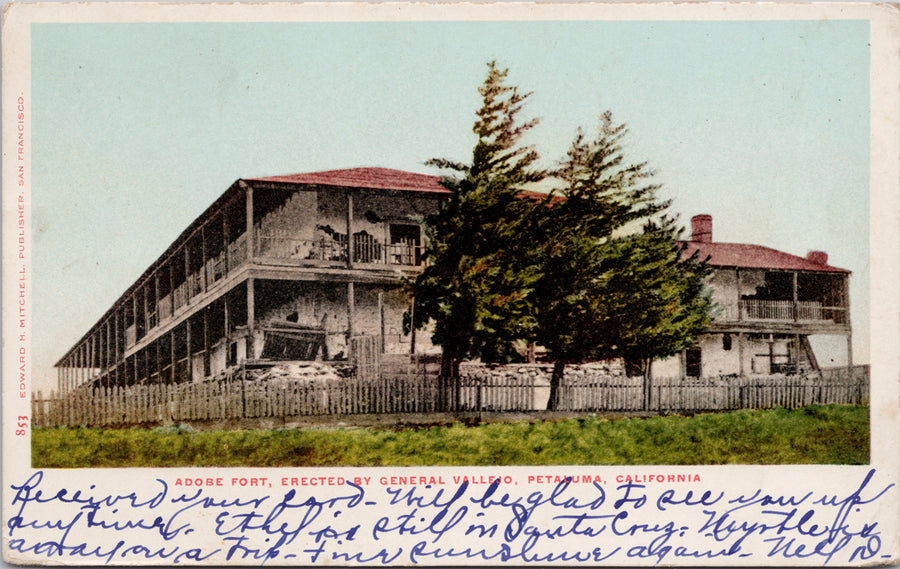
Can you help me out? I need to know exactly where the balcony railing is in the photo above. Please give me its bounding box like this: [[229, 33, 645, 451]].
[[205, 253, 227, 287], [229, 233, 248, 267], [257, 233, 347, 262], [354, 241, 423, 266], [739, 299, 847, 324], [173, 282, 188, 311], [159, 295, 173, 321], [187, 272, 204, 299], [256, 232, 425, 267]]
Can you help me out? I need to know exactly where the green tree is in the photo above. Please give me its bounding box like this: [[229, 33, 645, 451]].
[[533, 113, 712, 409], [598, 217, 713, 409], [412, 62, 545, 407]]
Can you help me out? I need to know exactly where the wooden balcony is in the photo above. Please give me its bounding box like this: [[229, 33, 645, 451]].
[[255, 231, 425, 267], [739, 299, 848, 324]]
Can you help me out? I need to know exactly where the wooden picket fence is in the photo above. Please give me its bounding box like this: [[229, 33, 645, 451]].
[[649, 366, 869, 412], [32, 365, 869, 428]]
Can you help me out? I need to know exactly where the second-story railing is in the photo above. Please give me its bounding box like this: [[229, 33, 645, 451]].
[[229, 233, 248, 268], [173, 282, 188, 311], [354, 240, 423, 266], [255, 231, 425, 267], [159, 295, 173, 321], [738, 299, 847, 324]]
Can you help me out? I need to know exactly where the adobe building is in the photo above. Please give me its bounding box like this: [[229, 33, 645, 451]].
[[55, 168, 448, 393], [55, 171, 853, 393], [653, 214, 853, 378]]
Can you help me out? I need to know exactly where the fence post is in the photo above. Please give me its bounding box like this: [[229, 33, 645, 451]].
[[476, 377, 483, 420], [32, 391, 40, 428], [241, 368, 247, 419]]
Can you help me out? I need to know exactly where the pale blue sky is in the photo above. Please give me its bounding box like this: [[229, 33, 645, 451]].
[[31, 19, 870, 393]]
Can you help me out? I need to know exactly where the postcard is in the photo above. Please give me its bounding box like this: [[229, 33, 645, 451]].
[[3, 1, 899, 565]]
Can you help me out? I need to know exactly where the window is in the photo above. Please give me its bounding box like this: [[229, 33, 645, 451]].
[[686, 347, 702, 377]]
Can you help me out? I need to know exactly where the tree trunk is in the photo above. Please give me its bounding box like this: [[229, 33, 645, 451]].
[[440, 351, 462, 412], [642, 359, 653, 411], [547, 361, 566, 411]]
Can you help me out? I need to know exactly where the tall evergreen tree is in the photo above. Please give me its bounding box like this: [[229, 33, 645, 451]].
[[412, 62, 545, 403], [533, 112, 712, 409], [597, 217, 712, 408]]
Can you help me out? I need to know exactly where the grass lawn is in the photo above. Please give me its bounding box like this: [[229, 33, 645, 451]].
[[31, 404, 868, 468]]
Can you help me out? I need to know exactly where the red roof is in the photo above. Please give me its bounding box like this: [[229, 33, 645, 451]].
[[247, 167, 449, 194], [683, 241, 849, 274]]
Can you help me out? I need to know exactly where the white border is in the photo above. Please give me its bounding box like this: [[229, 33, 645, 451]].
[[3, 3, 898, 566]]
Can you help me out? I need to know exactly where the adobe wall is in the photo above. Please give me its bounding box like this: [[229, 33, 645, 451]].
[[254, 281, 434, 358]]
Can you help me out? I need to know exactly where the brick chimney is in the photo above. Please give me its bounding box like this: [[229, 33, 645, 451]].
[[691, 214, 713, 243], [807, 251, 829, 265]]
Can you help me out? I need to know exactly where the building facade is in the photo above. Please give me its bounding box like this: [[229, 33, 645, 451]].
[[653, 214, 852, 378], [55, 168, 447, 393], [56, 173, 853, 393]]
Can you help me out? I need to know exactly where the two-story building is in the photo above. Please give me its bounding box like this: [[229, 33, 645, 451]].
[[54, 167, 448, 393], [653, 214, 852, 378], [55, 171, 853, 393]]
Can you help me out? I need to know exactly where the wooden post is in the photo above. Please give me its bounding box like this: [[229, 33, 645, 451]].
[[116, 310, 125, 385], [98, 326, 104, 384], [186, 318, 193, 382], [169, 330, 176, 383], [104, 319, 110, 385], [77, 344, 82, 389], [184, 246, 191, 302], [223, 212, 230, 273], [203, 305, 209, 378], [72, 347, 77, 390], [201, 226, 207, 292], [224, 292, 231, 343], [347, 282, 355, 341], [154, 271, 160, 324], [143, 283, 150, 331], [132, 291, 138, 344], [154, 337, 161, 383], [736, 268, 742, 321], [738, 332, 745, 376], [244, 182, 255, 259], [377, 290, 384, 354], [346, 189, 354, 267], [792, 271, 799, 322], [409, 295, 416, 356], [247, 278, 255, 359], [88, 335, 95, 384], [168, 256, 175, 314], [844, 274, 853, 366]]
